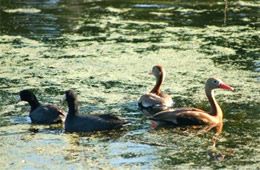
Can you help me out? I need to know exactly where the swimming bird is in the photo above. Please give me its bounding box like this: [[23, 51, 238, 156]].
[[63, 90, 128, 132], [149, 77, 233, 134], [16, 89, 65, 124], [138, 65, 174, 116]]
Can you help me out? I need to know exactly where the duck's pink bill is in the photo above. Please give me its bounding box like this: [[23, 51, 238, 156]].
[[219, 83, 234, 90], [148, 72, 153, 75], [150, 120, 158, 128]]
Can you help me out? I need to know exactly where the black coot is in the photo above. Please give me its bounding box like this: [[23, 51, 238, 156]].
[[16, 90, 65, 124], [63, 90, 128, 132]]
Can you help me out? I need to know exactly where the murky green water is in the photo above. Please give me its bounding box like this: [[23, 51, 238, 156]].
[[0, 0, 259, 169]]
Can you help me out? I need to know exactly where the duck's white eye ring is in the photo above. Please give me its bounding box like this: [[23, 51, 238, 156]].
[[212, 80, 219, 84]]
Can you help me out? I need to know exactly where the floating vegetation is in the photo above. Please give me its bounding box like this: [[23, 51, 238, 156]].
[[0, 0, 259, 169]]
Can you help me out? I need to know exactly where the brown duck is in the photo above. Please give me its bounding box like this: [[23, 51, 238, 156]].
[[138, 65, 174, 116], [149, 77, 233, 134]]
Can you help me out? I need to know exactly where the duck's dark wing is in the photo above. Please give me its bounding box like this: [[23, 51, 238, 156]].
[[138, 93, 174, 116], [150, 108, 209, 126]]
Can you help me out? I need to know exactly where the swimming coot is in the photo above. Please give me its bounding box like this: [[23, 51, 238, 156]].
[[63, 90, 128, 132], [16, 89, 65, 124]]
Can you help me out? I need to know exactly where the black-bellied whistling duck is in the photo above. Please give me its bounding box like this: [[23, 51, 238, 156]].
[[149, 77, 233, 134], [16, 90, 65, 124], [63, 90, 128, 132], [138, 65, 174, 116]]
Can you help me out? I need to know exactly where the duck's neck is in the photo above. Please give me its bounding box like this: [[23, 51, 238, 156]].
[[150, 73, 164, 95], [205, 88, 223, 120], [67, 99, 79, 116], [28, 96, 41, 113]]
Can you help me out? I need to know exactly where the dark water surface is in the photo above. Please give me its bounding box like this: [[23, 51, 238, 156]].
[[0, 0, 259, 169]]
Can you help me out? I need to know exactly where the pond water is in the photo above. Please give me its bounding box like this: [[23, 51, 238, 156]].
[[0, 0, 259, 169]]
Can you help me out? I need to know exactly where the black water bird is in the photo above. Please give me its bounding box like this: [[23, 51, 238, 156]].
[[63, 90, 128, 132], [16, 89, 65, 124]]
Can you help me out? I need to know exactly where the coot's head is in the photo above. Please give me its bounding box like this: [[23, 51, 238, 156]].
[[63, 90, 77, 103], [16, 89, 37, 103]]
